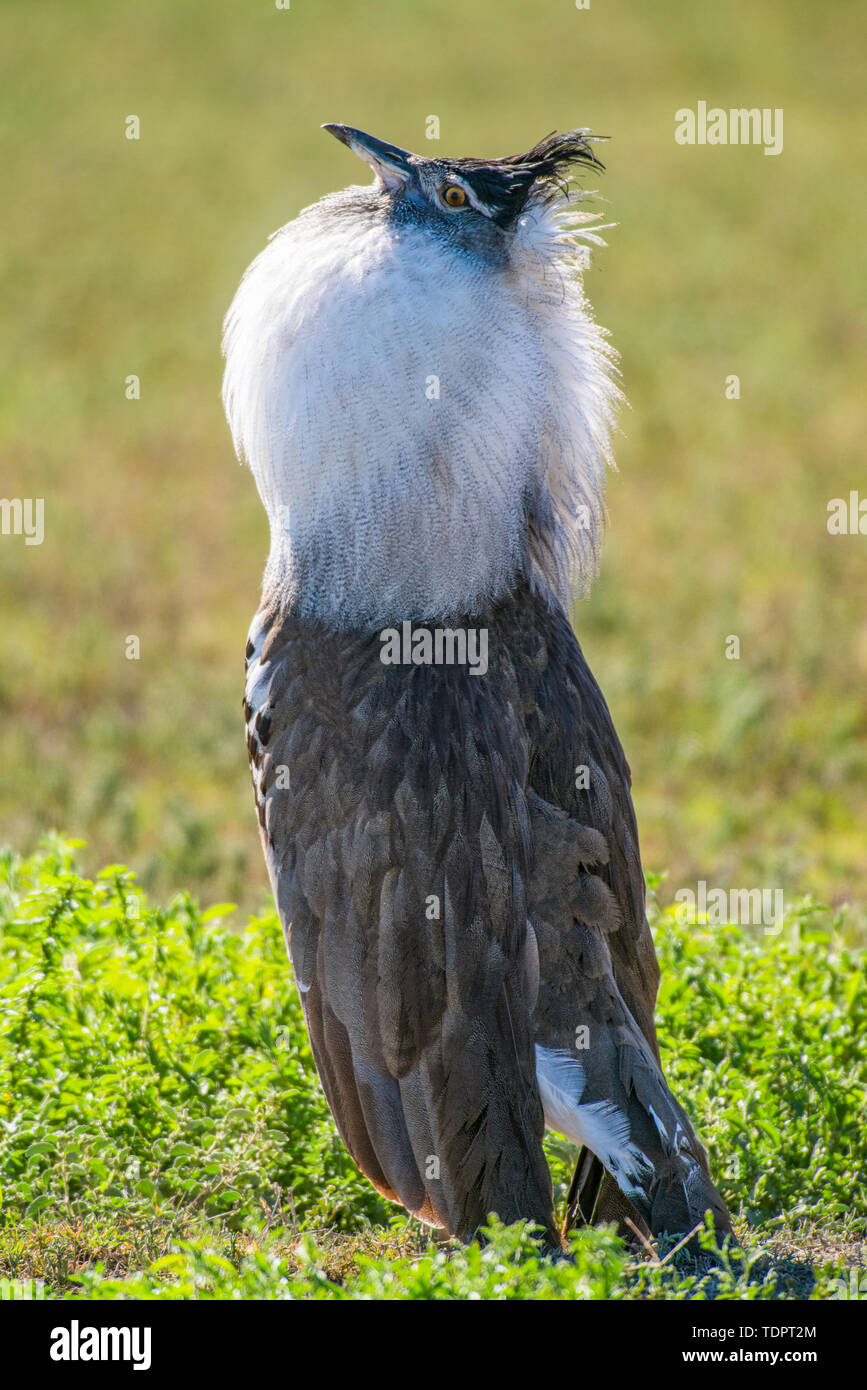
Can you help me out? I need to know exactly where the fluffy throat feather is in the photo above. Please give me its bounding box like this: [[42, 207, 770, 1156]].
[[222, 189, 622, 629]]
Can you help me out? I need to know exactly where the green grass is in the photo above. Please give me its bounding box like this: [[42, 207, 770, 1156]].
[[0, 841, 863, 1299], [0, 0, 864, 1301], [0, 0, 865, 915]]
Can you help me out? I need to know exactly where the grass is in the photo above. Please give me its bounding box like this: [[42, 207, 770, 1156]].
[[0, 840, 863, 1299], [0, 0, 864, 1301]]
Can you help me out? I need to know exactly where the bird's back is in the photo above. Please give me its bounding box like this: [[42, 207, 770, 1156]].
[[244, 582, 725, 1242]]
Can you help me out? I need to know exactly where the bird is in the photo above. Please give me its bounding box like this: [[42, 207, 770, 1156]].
[[222, 122, 732, 1250]]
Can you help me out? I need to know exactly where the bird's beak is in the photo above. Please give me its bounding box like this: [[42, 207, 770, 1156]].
[[322, 123, 412, 192]]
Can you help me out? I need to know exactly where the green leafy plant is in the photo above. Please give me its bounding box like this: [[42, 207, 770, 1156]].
[[0, 840, 864, 1299]]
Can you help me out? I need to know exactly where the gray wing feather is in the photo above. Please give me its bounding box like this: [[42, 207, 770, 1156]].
[[245, 605, 557, 1243]]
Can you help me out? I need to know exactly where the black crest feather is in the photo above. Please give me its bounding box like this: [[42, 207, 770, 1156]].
[[450, 129, 605, 228]]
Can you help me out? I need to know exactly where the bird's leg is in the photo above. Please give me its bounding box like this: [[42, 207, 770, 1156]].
[[563, 1154, 655, 1248]]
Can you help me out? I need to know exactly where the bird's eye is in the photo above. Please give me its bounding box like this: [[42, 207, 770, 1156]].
[[442, 184, 468, 208]]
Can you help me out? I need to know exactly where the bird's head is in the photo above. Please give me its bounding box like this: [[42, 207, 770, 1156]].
[[321, 122, 604, 262]]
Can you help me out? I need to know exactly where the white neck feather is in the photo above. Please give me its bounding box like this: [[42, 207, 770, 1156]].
[[222, 187, 621, 628]]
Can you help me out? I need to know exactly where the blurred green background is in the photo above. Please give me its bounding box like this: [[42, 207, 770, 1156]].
[[1, 0, 864, 918]]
